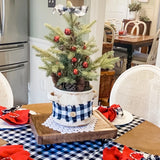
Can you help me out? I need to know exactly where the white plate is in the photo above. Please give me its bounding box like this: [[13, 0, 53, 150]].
[[0, 119, 29, 129], [111, 110, 133, 126]]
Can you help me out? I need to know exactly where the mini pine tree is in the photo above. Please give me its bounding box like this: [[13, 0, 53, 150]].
[[33, 1, 119, 92]]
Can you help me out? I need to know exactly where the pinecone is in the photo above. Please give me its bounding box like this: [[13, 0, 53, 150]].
[[64, 83, 77, 91], [51, 73, 59, 85], [76, 77, 91, 91], [85, 81, 91, 90]]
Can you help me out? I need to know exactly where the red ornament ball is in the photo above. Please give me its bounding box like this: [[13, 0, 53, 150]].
[[57, 72, 62, 76], [83, 61, 88, 68], [83, 45, 87, 50], [71, 57, 77, 63], [54, 36, 60, 42], [71, 46, 76, 51], [73, 69, 78, 75], [64, 28, 71, 35]]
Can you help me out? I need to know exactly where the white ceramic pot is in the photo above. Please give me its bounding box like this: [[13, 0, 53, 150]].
[[129, 11, 136, 20], [48, 87, 97, 126]]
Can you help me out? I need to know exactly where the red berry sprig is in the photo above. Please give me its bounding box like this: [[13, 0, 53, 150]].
[[82, 61, 88, 68], [54, 36, 60, 42], [73, 69, 78, 75], [71, 57, 77, 63], [64, 28, 71, 35]]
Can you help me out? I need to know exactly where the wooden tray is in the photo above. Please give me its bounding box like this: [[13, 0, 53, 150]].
[[30, 110, 117, 144]]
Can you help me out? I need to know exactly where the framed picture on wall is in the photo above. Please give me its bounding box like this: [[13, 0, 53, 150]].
[[138, 0, 148, 2]]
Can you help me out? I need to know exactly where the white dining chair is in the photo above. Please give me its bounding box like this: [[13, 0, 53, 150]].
[[124, 20, 147, 36], [103, 23, 115, 45], [0, 72, 13, 108], [110, 64, 160, 127], [102, 23, 115, 55], [131, 28, 160, 66]]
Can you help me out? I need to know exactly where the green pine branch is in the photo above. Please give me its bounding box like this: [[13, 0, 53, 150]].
[[91, 51, 119, 70], [45, 24, 64, 36], [81, 71, 98, 81], [57, 77, 76, 86]]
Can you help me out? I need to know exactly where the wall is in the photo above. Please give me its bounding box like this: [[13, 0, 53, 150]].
[[29, 0, 89, 39], [29, 38, 53, 103], [29, 0, 66, 39], [87, 0, 106, 105], [131, 0, 160, 34], [104, 0, 130, 32], [140, 0, 160, 34], [29, 0, 67, 103], [139, 0, 160, 67]]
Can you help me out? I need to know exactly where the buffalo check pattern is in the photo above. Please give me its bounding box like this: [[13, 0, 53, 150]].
[[0, 115, 160, 160], [52, 101, 93, 122]]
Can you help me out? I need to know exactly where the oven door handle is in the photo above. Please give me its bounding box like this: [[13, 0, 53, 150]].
[[0, 64, 25, 73], [0, 44, 24, 52]]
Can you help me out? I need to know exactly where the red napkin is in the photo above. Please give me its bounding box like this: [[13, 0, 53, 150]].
[[0, 145, 34, 160], [122, 146, 144, 160], [103, 146, 122, 160], [0, 106, 30, 125], [103, 145, 144, 160], [0, 106, 7, 116], [110, 104, 121, 110], [98, 105, 117, 122]]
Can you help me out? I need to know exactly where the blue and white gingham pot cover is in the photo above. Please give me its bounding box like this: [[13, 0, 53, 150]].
[[52, 101, 93, 123]]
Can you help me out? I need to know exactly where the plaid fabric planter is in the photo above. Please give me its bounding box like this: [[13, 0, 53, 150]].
[[52, 101, 93, 123]]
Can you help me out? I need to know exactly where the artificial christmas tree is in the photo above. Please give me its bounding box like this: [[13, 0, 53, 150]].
[[33, 1, 119, 126]]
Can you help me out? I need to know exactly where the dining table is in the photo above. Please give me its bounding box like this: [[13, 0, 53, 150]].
[[114, 35, 154, 69], [0, 103, 160, 160]]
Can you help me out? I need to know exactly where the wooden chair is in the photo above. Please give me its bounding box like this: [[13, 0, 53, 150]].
[[110, 65, 160, 127], [0, 72, 13, 108], [99, 70, 115, 106], [114, 20, 147, 74]]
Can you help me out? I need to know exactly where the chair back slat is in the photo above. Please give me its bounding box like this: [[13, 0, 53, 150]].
[[124, 20, 147, 36], [104, 24, 115, 44], [103, 24, 115, 54]]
